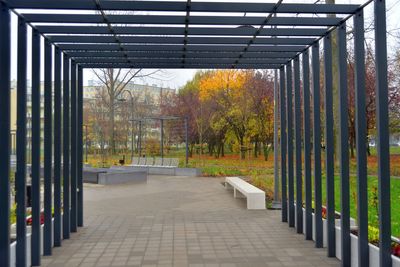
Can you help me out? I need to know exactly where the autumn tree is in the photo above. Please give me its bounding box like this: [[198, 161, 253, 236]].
[[246, 70, 275, 160]]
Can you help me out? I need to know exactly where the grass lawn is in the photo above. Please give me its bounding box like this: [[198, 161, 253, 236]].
[[321, 174, 400, 238]]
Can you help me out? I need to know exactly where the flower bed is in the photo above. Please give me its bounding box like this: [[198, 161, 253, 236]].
[[350, 226, 400, 260]]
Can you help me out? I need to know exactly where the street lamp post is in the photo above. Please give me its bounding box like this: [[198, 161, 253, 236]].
[[118, 90, 135, 160]]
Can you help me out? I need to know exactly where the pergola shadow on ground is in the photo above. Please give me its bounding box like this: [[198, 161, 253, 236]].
[[0, 0, 392, 267]]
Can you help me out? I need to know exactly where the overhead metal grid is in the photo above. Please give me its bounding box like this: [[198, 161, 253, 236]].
[[0, 1, 393, 267], [8, 0, 359, 69]]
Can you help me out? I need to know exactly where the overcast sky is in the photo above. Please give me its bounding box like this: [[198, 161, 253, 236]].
[[8, 0, 400, 90]]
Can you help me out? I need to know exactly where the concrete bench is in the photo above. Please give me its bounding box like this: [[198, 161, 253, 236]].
[[130, 157, 179, 168], [225, 177, 266, 210]]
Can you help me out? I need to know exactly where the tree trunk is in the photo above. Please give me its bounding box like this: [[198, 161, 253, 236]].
[[367, 142, 371, 156], [240, 138, 245, 159], [263, 142, 269, 161], [215, 143, 221, 158], [350, 137, 355, 158], [110, 99, 116, 155]]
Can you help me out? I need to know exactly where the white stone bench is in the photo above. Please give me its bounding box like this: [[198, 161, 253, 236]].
[[225, 177, 266, 210]]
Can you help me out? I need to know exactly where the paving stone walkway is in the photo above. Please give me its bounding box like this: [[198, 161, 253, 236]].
[[41, 175, 339, 267]]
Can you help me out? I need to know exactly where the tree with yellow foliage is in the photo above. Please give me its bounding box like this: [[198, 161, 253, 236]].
[[200, 70, 256, 159]]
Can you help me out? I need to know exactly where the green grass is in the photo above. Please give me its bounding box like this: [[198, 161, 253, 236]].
[[201, 165, 244, 177], [320, 174, 400, 238], [369, 146, 400, 156]]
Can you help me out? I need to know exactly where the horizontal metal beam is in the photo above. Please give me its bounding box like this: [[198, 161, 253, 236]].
[[67, 51, 297, 59], [48, 35, 316, 45], [73, 57, 288, 64], [8, 1, 360, 14], [38, 26, 328, 36], [59, 44, 307, 52], [22, 14, 343, 26], [79, 63, 281, 69]]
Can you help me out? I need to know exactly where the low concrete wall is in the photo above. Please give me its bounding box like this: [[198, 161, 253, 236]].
[[175, 168, 202, 177], [113, 165, 202, 177], [148, 166, 175, 175], [83, 167, 147, 185], [83, 167, 108, 184]]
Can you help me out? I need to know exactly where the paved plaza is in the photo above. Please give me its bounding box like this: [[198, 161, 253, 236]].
[[41, 175, 339, 267]]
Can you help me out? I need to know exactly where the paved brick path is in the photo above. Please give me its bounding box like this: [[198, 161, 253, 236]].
[[41, 175, 339, 267]]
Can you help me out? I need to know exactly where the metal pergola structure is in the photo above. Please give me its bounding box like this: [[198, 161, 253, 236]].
[[0, 0, 392, 266]]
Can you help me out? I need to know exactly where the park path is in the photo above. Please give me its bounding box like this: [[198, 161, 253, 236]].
[[41, 175, 339, 267]]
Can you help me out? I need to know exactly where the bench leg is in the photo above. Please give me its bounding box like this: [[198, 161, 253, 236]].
[[247, 195, 266, 209], [225, 182, 233, 190], [234, 189, 246, 199]]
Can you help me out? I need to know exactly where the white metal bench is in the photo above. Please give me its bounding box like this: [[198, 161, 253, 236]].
[[225, 177, 266, 209]]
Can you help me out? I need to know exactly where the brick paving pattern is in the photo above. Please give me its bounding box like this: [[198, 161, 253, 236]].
[[41, 175, 339, 267]]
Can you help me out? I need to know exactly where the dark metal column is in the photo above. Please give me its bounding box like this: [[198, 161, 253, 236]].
[[31, 28, 41, 267], [286, 63, 294, 228], [272, 69, 281, 209], [77, 66, 84, 227], [312, 42, 323, 248], [338, 22, 350, 266], [70, 61, 78, 232], [293, 56, 302, 233], [54, 47, 62, 247], [16, 16, 27, 267], [374, 0, 392, 265], [43, 38, 53, 256], [185, 117, 189, 166], [324, 33, 335, 257], [354, 10, 369, 267], [279, 67, 287, 223], [63, 54, 71, 239], [302, 50, 312, 240], [0, 3, 11, 265]]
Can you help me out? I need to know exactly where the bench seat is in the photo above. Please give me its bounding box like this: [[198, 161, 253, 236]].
[[225, 177, 266, 209]]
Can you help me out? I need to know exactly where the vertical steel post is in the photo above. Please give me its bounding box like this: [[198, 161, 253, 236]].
[[185, 117, 189, 166], [63, 54, 70, 239], [302, 50, 312, 240], [374, 0, 392, 265], [31, 28, 41, 266], [16, 16, 27, 267], [160, 119, 164, 163], [324, 33, 336, 257], [354, 10, 369, 267], [0, 3, 11, 265], [286, 63, 294, 228], [294, 56, 302, 233], [272, 69, 281, 209], [43, 38, 53, 256], [279, 67, 287, 223], [312, 42, 323, 248], [77, 66, 84, 227], [70, 61, 78, 233], [54, 47, 62, 247], [338, 22, 350, 266]]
